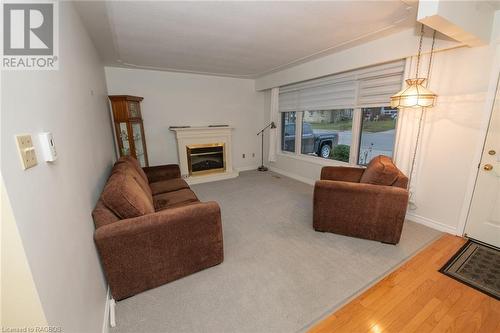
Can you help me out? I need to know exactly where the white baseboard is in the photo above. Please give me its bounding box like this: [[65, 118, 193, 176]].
[[406, 212, 459, 235], [235, 165, 260, 172], [268, 166, 316, 186], [102, 287, 111, 333]]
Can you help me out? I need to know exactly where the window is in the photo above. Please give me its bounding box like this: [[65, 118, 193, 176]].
[[301, 109, 351, 162], [358, 107, 398, 165], [281, 112, 296, 153], [278, 60, 404, 166]]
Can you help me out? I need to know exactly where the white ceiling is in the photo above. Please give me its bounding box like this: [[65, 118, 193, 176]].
[[75, 1, 418, 78]]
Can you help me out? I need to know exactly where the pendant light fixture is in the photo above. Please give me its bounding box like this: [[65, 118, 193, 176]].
[[391, 25, 437, 207], [391, 25, 437, 109]]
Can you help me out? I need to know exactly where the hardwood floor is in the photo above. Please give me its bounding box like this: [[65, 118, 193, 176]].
[[309, 234, 500, 333]]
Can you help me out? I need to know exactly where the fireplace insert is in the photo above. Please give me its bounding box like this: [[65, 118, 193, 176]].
[[186, 143, 225, 175]]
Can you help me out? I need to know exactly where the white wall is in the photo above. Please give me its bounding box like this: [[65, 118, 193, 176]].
[[418, 0, 495, 46], [1, 176, 47, 327], [262, 34, 499, 235], [105, 67, 266, 170], [255, 28, 462, 91], [408, 45, 497, 233], [1, 2, 115, 332]]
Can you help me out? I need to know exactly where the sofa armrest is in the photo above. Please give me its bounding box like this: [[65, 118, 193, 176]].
[[313, 180, 409, 243], [320, 166, 365, 182], [94, 201, 223, 300], [142, 164, 181, 183]]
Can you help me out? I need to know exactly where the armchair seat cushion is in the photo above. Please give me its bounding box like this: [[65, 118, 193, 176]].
[[154, 189, 199, 211], [360, 155, 400, 186], [150, 178, 189, 195]]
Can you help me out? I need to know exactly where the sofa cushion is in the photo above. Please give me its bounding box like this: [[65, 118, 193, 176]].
[[113, 162, 153, 198], [360, 155, 400, 186], [153, 189, 199, 211], [102, 172, 155, 219], [116, 156, 149, 184], [149, 178, 189, 195]]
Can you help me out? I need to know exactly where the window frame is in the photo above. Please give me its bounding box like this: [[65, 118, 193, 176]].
[[278, 107, 398, 167], [280, 111, 298, 154]]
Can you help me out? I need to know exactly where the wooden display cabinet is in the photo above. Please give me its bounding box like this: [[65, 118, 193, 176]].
[[108, 95, 149, 167]]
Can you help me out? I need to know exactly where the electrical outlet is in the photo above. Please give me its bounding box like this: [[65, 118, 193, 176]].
[[15, 134, 38, 170], [242, 153, 246, 158]]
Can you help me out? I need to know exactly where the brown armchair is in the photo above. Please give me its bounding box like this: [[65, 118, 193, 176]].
[[313, 156, 409, 244]]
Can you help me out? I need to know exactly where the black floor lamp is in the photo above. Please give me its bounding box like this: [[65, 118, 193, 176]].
[[257, 122, 276, 171]]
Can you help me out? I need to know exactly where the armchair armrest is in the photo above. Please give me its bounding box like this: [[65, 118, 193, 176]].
[[314, 180, 408, 199], [142, 164, 181, 183], [313, 180, 409, 244], [321, 166, 365, 182], [94, 201, 223, 300]]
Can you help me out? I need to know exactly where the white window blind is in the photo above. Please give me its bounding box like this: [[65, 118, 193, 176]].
[[278, 59, 405, 111]]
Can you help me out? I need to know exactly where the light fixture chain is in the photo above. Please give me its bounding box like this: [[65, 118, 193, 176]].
[[408, 107, 425, 204], [415, 24, 424, 79], [425, 29, 437, 87]]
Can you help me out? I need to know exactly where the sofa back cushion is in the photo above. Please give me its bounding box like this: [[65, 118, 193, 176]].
[[119, 156, 149, 184], [360, 155, 400, 186], [101, 171, 154, 219], [112, 161, 153, 198]]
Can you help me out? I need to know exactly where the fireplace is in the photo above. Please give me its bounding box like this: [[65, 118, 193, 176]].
[[186, 143, 225, 176], [170, 126, 237, 184]]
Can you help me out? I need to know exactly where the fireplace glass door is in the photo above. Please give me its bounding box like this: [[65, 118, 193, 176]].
[[187, 144, 225, 176]]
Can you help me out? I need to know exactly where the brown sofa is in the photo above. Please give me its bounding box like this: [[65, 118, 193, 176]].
[[313, 155, 409, 244], [92, 156, 223, 300]]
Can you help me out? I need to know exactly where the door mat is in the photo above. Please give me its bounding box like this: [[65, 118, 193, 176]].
[[440, 239, 500, 300]]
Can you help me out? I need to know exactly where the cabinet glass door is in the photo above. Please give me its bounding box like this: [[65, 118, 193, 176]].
[[131, 122, 146, 167], [128, 102, 140, 118], [118, 122, 131, 156]]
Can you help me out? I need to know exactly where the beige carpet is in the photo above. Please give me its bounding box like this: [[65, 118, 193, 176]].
[[112, 171, 441, 333]]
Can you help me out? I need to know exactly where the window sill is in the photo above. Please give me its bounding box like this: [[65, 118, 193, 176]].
[[276, 151, 361, 168]]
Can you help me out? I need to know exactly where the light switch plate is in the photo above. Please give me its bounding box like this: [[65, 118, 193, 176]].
[[15, 134, 38, 170]]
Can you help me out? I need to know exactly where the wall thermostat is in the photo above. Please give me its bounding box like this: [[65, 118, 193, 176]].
[[39, 132, 58, 162]]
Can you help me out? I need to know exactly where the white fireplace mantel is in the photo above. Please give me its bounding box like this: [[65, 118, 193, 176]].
[[170, 126, 238, 184]]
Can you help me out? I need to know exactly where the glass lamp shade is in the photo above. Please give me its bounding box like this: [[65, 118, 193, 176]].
[[390, 78, 437, 109]]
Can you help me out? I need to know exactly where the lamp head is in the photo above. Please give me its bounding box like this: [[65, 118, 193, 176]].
[[270, 122, 276, 129], [390, 78, 437, 109]]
